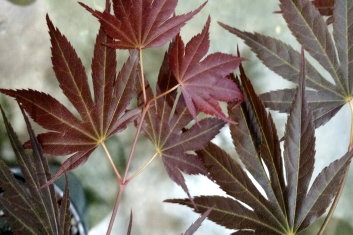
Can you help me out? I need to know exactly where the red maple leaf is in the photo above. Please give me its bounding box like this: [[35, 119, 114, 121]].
[[80, 0, 206, 49], [0, 15, 139, 184], [142, 51, 225, 199], [169, 17, 243, 122]]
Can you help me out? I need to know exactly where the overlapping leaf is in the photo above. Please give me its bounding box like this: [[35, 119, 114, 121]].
[[313, 0, 335, 16], [0, 14, 139, 184], [80, 0, 206, 49], [142, 47, 225, 198], [167, 56, 353, 234], [0, 106, 71, 235], [169, 17, 243, 122], [220, 0, 353, 128]]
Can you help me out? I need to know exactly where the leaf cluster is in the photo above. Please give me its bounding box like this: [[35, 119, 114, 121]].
[[1, 0, 351, 234], [167, 56, 353, 234]]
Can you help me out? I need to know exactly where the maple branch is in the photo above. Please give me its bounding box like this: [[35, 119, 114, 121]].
[[106, 184, 125, 235], [123, 106, 149, 182], [101, 141, 122, 182], [149, 84, 179, 105], [318, 100, 353, 235], [139, 48, 147, 104], [126, 152, 159, 183], [105, 82, 180, 233]]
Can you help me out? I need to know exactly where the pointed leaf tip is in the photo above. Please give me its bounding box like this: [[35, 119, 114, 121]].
[[169, 18, 243, 122], [81, 0, 207, 49]]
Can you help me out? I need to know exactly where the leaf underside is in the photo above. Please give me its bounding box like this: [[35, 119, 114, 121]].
[[167, 56, 353, 234], [219, 0, 353, 128]]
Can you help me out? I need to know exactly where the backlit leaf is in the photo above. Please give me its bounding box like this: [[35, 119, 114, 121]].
[[80, 0, 206, 49], [0, 14, 139, 183], [169, 17, 243, 121], [142, 48, 225, 198]]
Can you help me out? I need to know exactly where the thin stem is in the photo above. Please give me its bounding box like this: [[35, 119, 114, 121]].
[[150, 84, 179, 105], [349, 101, 353, 151], [101, 141, 122, 182], [126, 152, 159, 183], [123, 105, 149, 182], [103, 51, 180, 234], [139, 48, 147, 104], [318, 100, 353, 235], [106, 184, 125, 235], [168, 88, 182, 123], [122, 84, 179, 182]]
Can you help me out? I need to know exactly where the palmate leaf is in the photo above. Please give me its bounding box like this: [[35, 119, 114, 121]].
[[0, 106, 71, 235], [80, 0, 206, 49], [167, 56, 353, 234], [142, 47, 225, 198], [220, 0, 353, 128], [0, 13, 139, 184], [169, 17, 243, 122]]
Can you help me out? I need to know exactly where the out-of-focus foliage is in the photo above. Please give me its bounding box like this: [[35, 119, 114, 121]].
[[6, 0, 35, 6]]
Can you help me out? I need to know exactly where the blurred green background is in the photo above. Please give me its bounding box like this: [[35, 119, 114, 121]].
[[0, 0, 352, 234]]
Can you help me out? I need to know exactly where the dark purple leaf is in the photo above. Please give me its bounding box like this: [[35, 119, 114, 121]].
[[0, 15, 139, 181]]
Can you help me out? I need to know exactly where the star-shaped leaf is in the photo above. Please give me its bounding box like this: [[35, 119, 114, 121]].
[[80, 0, 206, 49], [0, 15, 139, 184], [220, 0, 353, 128], [142, 48, 225, 198], [169, 17, 243, 122], [166, 55, 353, 234]]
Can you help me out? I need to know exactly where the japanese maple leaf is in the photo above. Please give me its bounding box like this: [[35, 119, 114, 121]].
[[0, 15, 139, 184], [169, 17, 243, 122], [79, 0, 206, 49], [142, 49, 225, 198], [220, 0, 352, 128], [167, 55, 353, 234]]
